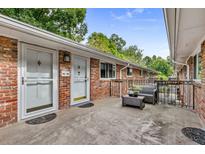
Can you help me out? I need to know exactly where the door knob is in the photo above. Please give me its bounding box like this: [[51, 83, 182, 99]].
[[22, 77, 25, 85]]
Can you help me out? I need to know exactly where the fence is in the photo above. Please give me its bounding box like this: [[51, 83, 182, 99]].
[[154, 80, 195, 110], [110, 79, 155, 97], [111, 79, 196, 110]]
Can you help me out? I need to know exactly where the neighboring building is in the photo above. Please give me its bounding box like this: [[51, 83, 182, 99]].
[[164, 8, 205, 121], [0, 15, 157, 127]]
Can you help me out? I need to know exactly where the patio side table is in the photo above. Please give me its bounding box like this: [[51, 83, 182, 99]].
[[122, 95, 145, 110]]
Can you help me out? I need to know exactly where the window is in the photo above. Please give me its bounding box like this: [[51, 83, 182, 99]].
[[127, 67, 133, 76], [100, 63, 116, 79], [194, 53, 202, 80]]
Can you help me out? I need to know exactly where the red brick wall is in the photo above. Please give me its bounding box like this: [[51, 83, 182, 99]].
[[59, 51, 71, 109], [198, 41, 205, 121], [90, 59, 145, 100], [116, 64, 126, 79], [90, 58, 111, 100], [116, 65, 142, 80], [187, 56, 194, 79], [0, 36, 18, 127]]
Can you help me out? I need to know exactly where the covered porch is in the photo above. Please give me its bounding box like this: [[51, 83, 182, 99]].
[[0, 97, 203, 144]]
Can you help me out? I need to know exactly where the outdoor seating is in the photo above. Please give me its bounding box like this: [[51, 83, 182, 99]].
[[122, 95, 145, 110], [138, 86, 157, 105]]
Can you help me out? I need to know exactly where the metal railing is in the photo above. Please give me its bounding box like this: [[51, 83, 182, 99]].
[[155, 80, 195, 110], [110, 79, 155, 97], [110, 79, 196, 110]]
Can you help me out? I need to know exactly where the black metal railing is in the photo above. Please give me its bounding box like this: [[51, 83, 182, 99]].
[[110, 79, 196, 110], [110, 79, 155, 97], [155, 80, 195, 110]]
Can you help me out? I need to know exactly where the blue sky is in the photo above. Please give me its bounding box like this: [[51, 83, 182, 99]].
[[84, 8, 169, 58]]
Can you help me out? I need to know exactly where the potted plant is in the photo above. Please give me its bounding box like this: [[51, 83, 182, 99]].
[[128, 86, 142, 97]]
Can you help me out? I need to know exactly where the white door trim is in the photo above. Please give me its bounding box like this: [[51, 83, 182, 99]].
[[19, 43, 58, 120], [70, 54, 90, 106]]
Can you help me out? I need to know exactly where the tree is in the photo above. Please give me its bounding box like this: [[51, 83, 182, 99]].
[[122, 45, 143, 64], [87, 32, 112, 52], [110, 34, 126, 51], [87, 32, 173, 78], [87, 32, 126, 59], [143, 56, 152, 67], [150, 56, 173, 77], [0, 8, 88, 42]]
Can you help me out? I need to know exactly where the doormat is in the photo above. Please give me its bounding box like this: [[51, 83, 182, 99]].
[[25, 113, 57, 125], [181, 127, 205, 145], [78, 103, 94, 108]]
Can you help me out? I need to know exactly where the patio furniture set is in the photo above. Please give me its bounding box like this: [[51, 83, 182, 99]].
[[122, 85, 157, 110]]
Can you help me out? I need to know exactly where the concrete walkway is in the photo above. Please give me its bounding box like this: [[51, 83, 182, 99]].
[[0, 97, 204, 145]]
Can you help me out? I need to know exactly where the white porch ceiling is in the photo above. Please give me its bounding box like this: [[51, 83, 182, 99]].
[[165, 8, 205, 64]]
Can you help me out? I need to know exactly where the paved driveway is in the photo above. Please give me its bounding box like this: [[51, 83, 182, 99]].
[[0, 97, 204, 144]]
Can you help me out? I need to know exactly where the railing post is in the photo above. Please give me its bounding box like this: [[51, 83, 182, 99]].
[[110, 80, 112, 97], [156, 81, 159, 104], [193, 84, 195, 110], [120, 81, 122, 98]]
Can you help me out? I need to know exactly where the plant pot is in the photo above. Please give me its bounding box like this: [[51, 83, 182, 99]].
[[128, 90, 134, 97], [133, 91, 139, 97]]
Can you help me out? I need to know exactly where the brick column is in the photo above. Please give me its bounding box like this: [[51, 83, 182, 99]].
[[201, 42, 205, 94], [59, 51, 71, 109], [187, 56, 194, 79], [0, 36, 18, 127], [198, 41, 205, 120]]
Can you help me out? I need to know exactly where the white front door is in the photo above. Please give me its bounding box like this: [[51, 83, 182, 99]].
[[21, 44, 58, 119], [71, 55, 90, 105]]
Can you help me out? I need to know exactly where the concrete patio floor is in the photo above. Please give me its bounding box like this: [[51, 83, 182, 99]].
[[0, 97, 204, 145]]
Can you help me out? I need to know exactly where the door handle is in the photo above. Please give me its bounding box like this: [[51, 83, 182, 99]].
[[22, 77, 24, 85]]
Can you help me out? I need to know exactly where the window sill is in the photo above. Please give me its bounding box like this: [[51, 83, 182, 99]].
[[127, 75, 133, 78], [100, 78, 116, 81]]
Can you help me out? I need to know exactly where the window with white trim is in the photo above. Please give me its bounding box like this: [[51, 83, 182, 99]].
[[100, 63, 116, 79], [194, 53, 202, 80], [127, 67, 133, 76]]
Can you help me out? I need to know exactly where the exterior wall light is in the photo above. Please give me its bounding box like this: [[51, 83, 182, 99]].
[[64, 53, 70, 62]]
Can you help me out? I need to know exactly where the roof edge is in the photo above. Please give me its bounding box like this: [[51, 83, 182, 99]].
[[0, 14, 157, 73]]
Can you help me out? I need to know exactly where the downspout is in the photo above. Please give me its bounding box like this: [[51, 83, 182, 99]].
[[120, 63, 130, 97], [172, 59, 189, 80]]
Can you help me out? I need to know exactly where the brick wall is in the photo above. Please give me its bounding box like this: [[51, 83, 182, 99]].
[[90, 58, 145, 100], [0, 36, 18, 127], [187, 56, 194, 79], [59, 51, 71, 109], [198, 41, 205, 121], [90, 58, 111, 100]]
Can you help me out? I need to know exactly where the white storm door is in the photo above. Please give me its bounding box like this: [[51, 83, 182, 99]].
[[72, 55, 90, 104], [21, 44, 58, 119]]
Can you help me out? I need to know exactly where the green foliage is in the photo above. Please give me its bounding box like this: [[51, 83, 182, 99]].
[[110, 34, 126, 51], [87, 32, 173, 78], [149, 56, 173, 77], [87, 32, 112, 52], [121, 45, 144, 64], [87, 32, 124, 58], [157, 72, 168, 80], [0, 8, 87, 42]]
